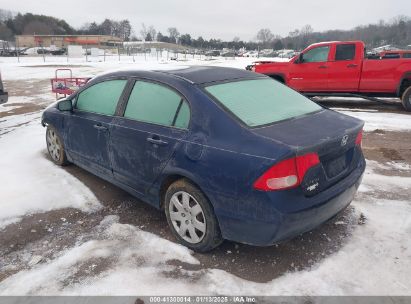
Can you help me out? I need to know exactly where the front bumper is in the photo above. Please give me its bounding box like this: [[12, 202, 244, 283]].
[[215, 157, 365, 246], [0, 91, 8, 104]]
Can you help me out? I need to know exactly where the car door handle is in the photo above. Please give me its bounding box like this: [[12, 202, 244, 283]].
[[147, 136, 168, 146], [93, 124, 108, 131], [318, 65, 327, 69], [347, 64, 358, 68]]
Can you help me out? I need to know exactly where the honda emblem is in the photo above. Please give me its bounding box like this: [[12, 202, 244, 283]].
[[341, 135, 349, 146]]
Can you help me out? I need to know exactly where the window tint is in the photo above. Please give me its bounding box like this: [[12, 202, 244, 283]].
[[205, 78, 321, 127], [76, 80, 127, 115], [335, 44, 356, 61], [124, 81, 189, 128], [303, 46, 330, 63], [403, 53, 411, 58]]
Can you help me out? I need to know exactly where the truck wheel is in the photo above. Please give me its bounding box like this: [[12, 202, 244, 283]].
[[402, 86, 411, 111], [165, 179, 223, 252]]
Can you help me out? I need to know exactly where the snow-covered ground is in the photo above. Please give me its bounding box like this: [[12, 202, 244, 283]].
[[0, 56, 410, 295]]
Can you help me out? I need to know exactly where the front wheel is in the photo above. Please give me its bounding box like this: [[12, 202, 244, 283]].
[[165, 179, 223, 252], [46, 125, 69, 166], [401, 86, 411, 111]]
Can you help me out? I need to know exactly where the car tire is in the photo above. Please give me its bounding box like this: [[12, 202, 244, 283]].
[[401, 86, 411, 112], [46, 125, 69, 166], [165, 179, 223, 252]]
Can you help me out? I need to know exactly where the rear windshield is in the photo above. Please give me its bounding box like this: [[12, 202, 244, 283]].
[[205, 78, 322, 127]]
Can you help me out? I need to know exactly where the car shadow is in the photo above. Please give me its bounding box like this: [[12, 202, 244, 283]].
[[60, 156, 360, 283]]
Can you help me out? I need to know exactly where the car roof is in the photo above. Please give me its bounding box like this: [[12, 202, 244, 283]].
[[158, 66, 266, 85], [92, 66, 265, 85]]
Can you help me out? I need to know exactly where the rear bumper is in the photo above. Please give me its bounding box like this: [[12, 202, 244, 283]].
[[0, 91, 8, 104], [216, 157, 365, 246]]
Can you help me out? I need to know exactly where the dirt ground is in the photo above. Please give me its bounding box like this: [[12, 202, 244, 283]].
[[1, 78, 410, 284]]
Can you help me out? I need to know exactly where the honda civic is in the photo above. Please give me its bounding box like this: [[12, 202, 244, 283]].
[[42, 66, 365, 252]]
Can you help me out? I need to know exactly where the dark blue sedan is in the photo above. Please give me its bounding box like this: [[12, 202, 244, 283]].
[[42, 66, 365, 252]]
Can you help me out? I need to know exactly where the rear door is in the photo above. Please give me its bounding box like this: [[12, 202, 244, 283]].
[[327, 43, 362, 91], [288, 45, 331, 91], [110, 80, 190, 195], [65, 79, 127, 176]]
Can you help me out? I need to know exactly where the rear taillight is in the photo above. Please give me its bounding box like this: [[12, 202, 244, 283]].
[[253, 153, 320, 191], [355, 130, 363, 147]]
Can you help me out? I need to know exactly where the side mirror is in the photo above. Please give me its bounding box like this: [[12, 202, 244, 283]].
[[295, 53, 304, 64], [57, 99, 73, 111]]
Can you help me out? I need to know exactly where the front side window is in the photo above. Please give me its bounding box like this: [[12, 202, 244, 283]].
[[205, 78, 322, 127], [403, 53, 411, 58], [124, 81, 190, 128], [303, 46, 330, 63], [335, 44, 356, 61], [76, 80, 127, 115]]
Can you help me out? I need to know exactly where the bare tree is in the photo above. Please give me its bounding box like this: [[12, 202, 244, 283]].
[[119, 20, 132, 41], [300, 24, 314, 48], [148, 25, 156, 41], [0, 9, 13, 22], [167, 27, 180, 44], [256, 28, 274, 47], [140, 23, 148, 40]]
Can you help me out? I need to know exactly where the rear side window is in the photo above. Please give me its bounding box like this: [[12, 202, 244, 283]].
[[76, 80, 127, 115], [403, 53, 411, 58], [205, 78, 321, 127], [335, 44, 356, 61], [124, 81, 190, 128], [303, 46, 330, 63]]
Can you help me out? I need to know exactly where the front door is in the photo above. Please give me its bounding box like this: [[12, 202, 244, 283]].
[[289, 45, 331, 92], [65, 79, 128, 176], [110, 80, 191, 195]]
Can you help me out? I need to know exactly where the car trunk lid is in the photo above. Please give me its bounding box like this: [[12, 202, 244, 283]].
[[252, 109, 364, 195]]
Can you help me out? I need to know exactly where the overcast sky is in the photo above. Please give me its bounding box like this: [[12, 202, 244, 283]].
[[0, 0, 410, 40]]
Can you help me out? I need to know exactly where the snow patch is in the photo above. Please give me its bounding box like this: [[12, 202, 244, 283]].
[[0, 216, 201, 295], [0, 116, 101, 228]]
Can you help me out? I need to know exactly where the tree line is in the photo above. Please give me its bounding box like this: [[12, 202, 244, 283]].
[[1, 9, 410, 50]]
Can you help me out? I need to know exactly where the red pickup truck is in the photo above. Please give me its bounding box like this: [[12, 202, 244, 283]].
[[249, 41, 411, 111]]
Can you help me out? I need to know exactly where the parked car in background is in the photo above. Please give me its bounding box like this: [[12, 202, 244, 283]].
[[249, 41, 411, 111], [243, 50, 259, 57], [0, 69, 8, 104], [205, 50, 220, 57], [42, 66, 365, 252], [221, 50, 235, 57], [37, 48, 51, 55], [51, 48, 67, 56]]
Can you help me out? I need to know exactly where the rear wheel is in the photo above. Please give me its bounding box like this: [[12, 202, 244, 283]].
[[401, 86, 411, 111], [165, 179, 223, 252], [46, 125, 69, 166]]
